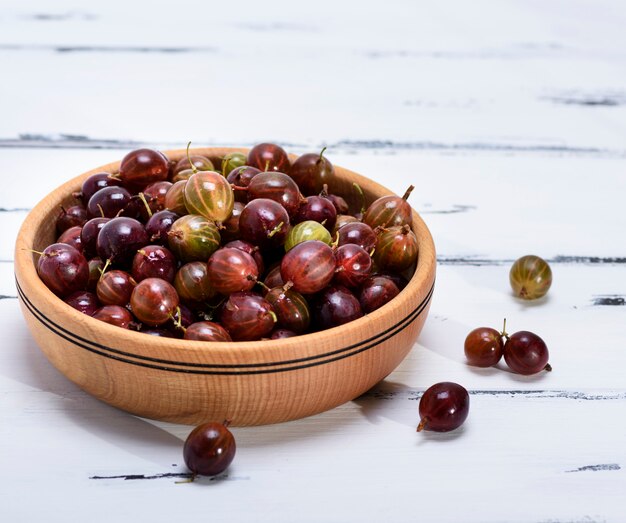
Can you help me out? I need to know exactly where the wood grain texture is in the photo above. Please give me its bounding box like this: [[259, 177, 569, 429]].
[[14, 148, 436, 426]]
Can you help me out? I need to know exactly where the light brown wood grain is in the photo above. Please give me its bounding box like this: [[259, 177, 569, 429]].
[[14, 148, 436, 426]]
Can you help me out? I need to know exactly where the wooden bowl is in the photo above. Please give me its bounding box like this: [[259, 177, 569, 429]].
[[14, 148, 436, 426]]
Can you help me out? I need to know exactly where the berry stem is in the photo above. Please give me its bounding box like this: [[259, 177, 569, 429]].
[[318, 146, 327, 164], [256, 280, 270, 292], [137, 192, 153, 218], [416, 417, 428, 432], [99, 258, 111, 278], [267, 221, 284, 238], [353, 182, 366, 215], [97, 203, 105, 218], [186, 142, 198, 174], [171, 306, 185, 332], [25, 248, 45, 256], [501, 318, 509, 340], [268, 310, 278, 323], [544, 363, 553, 372], [175, 472, 197, 484], [402, 185, 415, 201]]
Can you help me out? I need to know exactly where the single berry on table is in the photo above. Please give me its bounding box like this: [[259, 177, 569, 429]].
[[464, 321, 506, 368], [503, 330, 551, 375], [417, 382, 469, 433], [183, 422, 236, 479], [509, 255, 552, 300]]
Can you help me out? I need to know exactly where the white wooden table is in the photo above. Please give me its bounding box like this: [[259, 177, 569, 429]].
[[1, 1, 625, 521]]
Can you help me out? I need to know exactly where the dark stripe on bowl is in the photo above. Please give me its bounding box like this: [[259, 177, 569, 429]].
[[16, 277, 433, 375], [16, 277, 433, 368]]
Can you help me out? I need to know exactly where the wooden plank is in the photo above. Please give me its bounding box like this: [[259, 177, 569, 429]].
[[0, 1, 626, 150]]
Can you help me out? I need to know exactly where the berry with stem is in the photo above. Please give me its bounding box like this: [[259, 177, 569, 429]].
[[417, 382, 469, 432]]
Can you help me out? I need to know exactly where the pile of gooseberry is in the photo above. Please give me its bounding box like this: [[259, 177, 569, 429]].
[[36, 143, 419, 341]]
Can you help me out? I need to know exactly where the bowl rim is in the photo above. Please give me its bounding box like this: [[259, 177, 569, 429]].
[[14, 147, 436, 370]]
